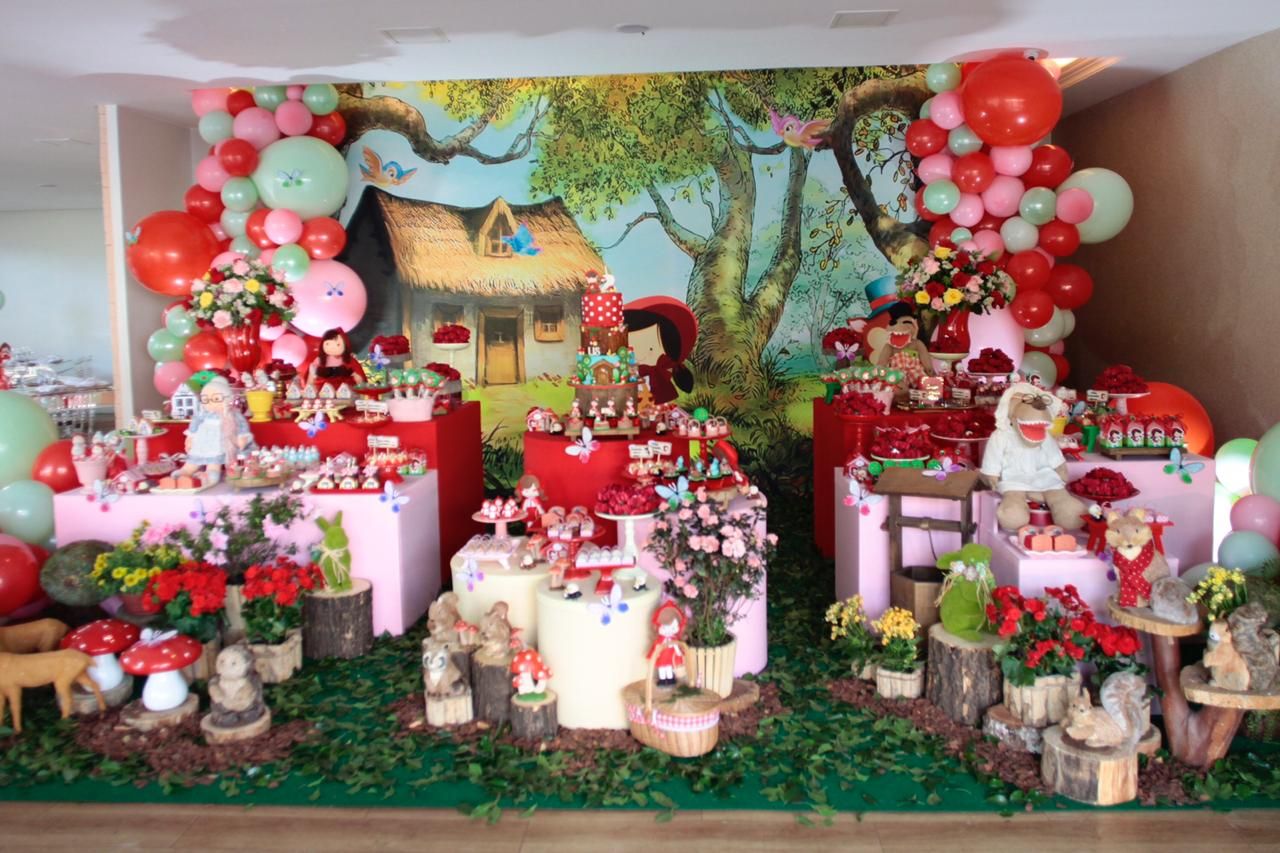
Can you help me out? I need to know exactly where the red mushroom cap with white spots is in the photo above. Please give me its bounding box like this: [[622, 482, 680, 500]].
[[61, 619, 141, 655], [119, 631, 203, 675], [510, 649, 552, 680]]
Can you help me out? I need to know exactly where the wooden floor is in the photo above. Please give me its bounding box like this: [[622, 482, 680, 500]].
[[1, 803, 1278, 852]]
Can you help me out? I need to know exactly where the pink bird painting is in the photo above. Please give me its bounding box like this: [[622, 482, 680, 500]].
[[769, 109, 831, 149]]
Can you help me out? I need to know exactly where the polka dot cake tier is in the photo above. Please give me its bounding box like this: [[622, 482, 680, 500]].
[[569, 270, 643, 423]]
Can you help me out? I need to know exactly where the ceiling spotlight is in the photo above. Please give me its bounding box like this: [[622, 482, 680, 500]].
[[616, 24, 650, 35], [381, 27, 449, 44], [829, 10, 898, 28], [38, 183, 57, 189]]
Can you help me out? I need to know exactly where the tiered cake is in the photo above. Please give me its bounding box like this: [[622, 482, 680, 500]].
[[569, 271, 642, 415]]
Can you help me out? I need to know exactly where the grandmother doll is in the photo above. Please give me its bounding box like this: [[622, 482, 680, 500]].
[[169, 376, 254, 486]]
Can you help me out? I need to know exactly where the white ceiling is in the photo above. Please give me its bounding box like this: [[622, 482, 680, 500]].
[[2, 0, 1278, 211]]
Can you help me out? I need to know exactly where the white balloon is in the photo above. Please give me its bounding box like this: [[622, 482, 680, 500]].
[[1059, 308, 1076, 338], [1020, 350, 1058, 387], [1023, 307, 1066, 347], [1000, 216, 1039, 253]]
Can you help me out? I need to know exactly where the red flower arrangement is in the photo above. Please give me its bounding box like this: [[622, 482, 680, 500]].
[[423, 362, 461, 383], [966, 347, 1014, 374], [595, 483, 662, 517], [933, 411, 996, 440], [832, 391, 888, 418], [433, 324, 471, 344], [870, 426, 934, 460], [370, 335, 410, 356], [143, 561, 227, 643], [1069, 467, 1138, 501], [1092, 364, 1148, 394], [241, 556, 323, 644], [821, 327, 861, 364]]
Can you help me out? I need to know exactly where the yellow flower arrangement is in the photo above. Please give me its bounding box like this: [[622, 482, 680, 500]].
[[825, 595, 877, 675], [934, 246, 953, 260], [871, 606, 920, 673], [915, 290, 930, 305], [244, 278, 261, 293], [1187, 565, 1249, 621], [943, 287, 963, 306]]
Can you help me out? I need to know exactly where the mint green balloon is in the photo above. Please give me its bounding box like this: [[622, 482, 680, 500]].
[[251, 136, 349, 219], [272, 243, 310, 282], [198, 110, 233, 145], [147, 328, 184, 362], [1218, 530, 1280, 573], [947, 124, 983, 156], [0, 479, 54, 544], [950, 227, 973, 243], [1018, 187, 1057, 226], [1216, 437, 1258, 494], [220, 208, 250, 239], [1058, 167, 1134, 243], [302, 83, 339, 115], [926, 63, 961, 94], [1252, 423, 1280, 502], [221, 177, 259, 212], [0, 290, 6, 310], [0, 392, 58, 488], [254, 86, 288, 112], [919, 97, 933, 120], [165, 308, 196, 340], [229, 235, 261, 259], [923, 180, 960, 215], [1000, 216, 1039, 253]]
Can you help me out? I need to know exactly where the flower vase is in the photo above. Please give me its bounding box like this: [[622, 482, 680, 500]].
[[72, 457, 110, 488], [219, 313, 262, 376], [245, 389, 274, 423], [932, 309, 972, 356], [248, 629, 303, 683], [117, 592, 159, 622], [688, 635, 737, 698], [1004, 672, 1082, 727], [876, 666, 925, 699]]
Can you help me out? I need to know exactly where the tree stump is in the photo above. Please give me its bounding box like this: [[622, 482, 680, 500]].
[[72, 675, 132, 714], [1041, 725, 1138, 806], [425, 691, 473, 727], [510, 691, 558, 740], [983, 703, 1045, 753], [201, 708, 272, 744], [473, 651, 515, 724], [926, 624, 1002, 726], [120, 694, 199, 732], [303, 578, 373, 660]]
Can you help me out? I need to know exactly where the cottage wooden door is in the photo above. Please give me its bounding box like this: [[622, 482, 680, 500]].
[[483, 312, 519, 385]]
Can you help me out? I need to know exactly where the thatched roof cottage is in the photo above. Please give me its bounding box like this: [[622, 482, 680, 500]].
[[344, 187, 602, 385]]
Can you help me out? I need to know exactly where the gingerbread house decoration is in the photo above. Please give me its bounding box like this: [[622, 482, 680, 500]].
[[168, 385, 199, 420]]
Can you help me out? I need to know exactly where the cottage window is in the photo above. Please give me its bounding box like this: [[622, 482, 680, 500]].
[[486, 221, 514, 257], [534, 304, 565, 342], [434, 304, 464, 330]]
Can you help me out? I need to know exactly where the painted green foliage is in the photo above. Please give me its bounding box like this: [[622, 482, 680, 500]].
[[314, 512, 353, 592]]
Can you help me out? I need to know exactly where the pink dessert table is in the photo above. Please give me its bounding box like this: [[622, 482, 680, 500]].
[[54, 474, 441, 637]]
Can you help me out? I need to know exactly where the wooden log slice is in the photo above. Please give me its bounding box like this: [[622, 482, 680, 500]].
[[473, 653, 515, 724], [510, 690, 558, 740], [72, 675, 132, 714], [201, 708, 272, 744], [1181, 663, 1280, 710], [303, 578, 373, 660], [926, 624, 1002, 726], [1107, 596, 1202, 637], [983, 703, 1045, 754], [1041, 725, 1138, 806], [120, 693, 199, 732], [718, 679, 761, 716]]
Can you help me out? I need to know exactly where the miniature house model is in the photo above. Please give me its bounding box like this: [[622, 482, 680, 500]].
[[168, 385, 199, 420]]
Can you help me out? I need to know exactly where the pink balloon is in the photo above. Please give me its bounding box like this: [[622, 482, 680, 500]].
[[290, 259, 368, 336], [208, 222, 228, 242], [275, 100, 314, 136], [917, 152, 954, 185], [260, 322, 288, 342], [232, 107, 281, 150], [1032, 247, 1057, 268], [1048, 341, 1065, 355], [990, 146, 1033, 176], [211, 250, 246, 268], [195, 155, 231, 193], [264, 209, 303, 245], [930, 91, 965, 130], [286, 85, 305, 100], [0, 535, 34, 558], [972, 228, 1004, 258], [950, 193, 985, 227], [962, 307, 1026, 372], [271, 332, 309, 367], [980, 175, 1025, 218], [154, 361, 194, 397], [1055, 187, 1095, 225], [191, 88, 230, 117], [1231, 495, 1280, 544], [958, 239, 980, 253], [259, 247, 276, 265]]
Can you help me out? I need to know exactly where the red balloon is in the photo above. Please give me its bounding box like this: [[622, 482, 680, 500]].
[[1038, 220, 1080, 257], [245, 209, 275, 249], [183, 330, 229, 372], [1050, 354, 1070, 383], [125, 211, 220, 297], [928, 217, 958, 246], [0, 545, 40, 616], [1011, 290, 1055, 329], [308, 111, 348, 147], [1047, 263, 1094, 310], [226, 89, 256, 116], [298, 217, 348, 260], [961, 57, 1063, 146], [183, 184, 224, 224], [218, 138, 260, 178], [952, 151, 996, 194], [960, 61, 982, 81], [973, 211, 1004, 233], [1005, 250, 1051, 290], [30, 440, 79, 494], [1023, 144, 1074, 189], [906, 119, 947, 158], [915, 188, 942, 222]]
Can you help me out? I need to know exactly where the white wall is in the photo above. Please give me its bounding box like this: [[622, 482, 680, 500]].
[[0, 208, 113, 377]]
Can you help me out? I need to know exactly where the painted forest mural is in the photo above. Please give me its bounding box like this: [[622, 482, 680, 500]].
[[331, 67, 930, 489]]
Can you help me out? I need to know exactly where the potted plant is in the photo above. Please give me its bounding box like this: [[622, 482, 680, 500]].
[[825, 595, 878, 679], [645, 487, 775, 698], [187, 257, 296, 374], [142, 561, 227, 681], [1187, 566, 1250, 621], [871, 606, 924, 699], [1087, 620, 1150, 734], [240, 557, 321, 682], [989, 584, 1094, 726], [91, 523, 184, 618]]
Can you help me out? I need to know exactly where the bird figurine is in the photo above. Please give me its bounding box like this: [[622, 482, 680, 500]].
[[359, 146, 418, 186], [768, 109, 831, 149], [502, 222, 542, 256]]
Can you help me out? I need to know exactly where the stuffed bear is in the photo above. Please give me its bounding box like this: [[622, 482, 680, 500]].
[[980, 383, 1085, 532]]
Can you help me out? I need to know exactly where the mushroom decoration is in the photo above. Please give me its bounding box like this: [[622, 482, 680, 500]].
[[61, 619, 140, 693], [120, 629, 202, 711], [510, 649, 552, 699]]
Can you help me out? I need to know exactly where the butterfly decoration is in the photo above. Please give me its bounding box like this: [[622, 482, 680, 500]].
[[277, 169, 303, 188], [833, 341, 859, 362], [768, 108, 832, 150], [299, 412, 328, 439], [502, 222, 542, 256], [1164, 447, 1205, 485], [922, 456, 966, 482], [380, 480, 410, 514], [123, 226, 141, 246], [565, 427, 600, 464], [655, 475, 693, 509], [325, 282, 344, 298], [369, 345, 390, 371], [842, 478, 883, 516], [358, 146, 417, 187], [587, 584, 630, 626], [1069, 401, 1088, 419], [455, 558, 485, 592], [85, 480, 119, 512]]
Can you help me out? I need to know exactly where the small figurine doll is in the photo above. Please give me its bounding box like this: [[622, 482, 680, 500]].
[[618, 397, 637, 429], [517, 474, 546, 526], [303, 328, 368, 389], [647, 601, 688, 688], [168, 376, 254, 486], [601, 398, 617, 419], [587, 399, 601, 421], [568, 398, 584, 428]]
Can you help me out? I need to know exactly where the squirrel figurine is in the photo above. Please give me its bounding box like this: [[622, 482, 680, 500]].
[[421, 639, 468, 698], [1225, 603, 1279, 693], [1204, 618, 1253, 691], [1105, 509, 1197, 624], [426, 592, 463, 646], [1063, 671, 1147, 750], [477, 602, 513, 664]]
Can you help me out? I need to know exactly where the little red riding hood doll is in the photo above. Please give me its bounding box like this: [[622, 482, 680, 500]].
[[623, 297, 698, 406], [301, 328, 367, 387], [647, 601, 688, 687]]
